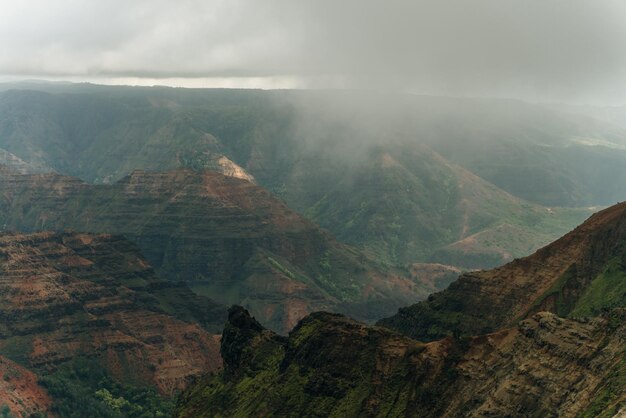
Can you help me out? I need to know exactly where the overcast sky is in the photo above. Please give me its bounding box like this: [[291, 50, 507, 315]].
[[2, 0, 626, 104]]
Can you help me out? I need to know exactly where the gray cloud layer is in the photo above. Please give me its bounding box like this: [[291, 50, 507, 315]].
[[2, 0, 626, 103]]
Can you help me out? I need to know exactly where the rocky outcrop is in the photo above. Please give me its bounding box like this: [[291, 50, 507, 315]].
[[212, 156, 256, 183], [379, 201, 626, 340], [176, 201, 626, 417], [219, 306, 286, 378], [0, 231, 225, 396], [176, 307, 626, 418], [0, 167, 429, 333]]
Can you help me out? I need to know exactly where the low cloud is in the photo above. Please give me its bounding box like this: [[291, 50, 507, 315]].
[[2, 0, 626, 103]]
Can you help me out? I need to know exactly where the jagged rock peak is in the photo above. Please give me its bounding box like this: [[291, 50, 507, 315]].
[[226, 305, 265, 333], [221, 305, 286, 377]]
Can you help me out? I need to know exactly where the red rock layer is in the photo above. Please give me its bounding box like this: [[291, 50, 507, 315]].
[[0, 231, 223, 396]]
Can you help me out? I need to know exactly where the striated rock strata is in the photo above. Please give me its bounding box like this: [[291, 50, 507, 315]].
[[0, 231, 225, 396], [379, 201, 626, 340], [0, 355, 54, 417], [176, 306, 626, 418], [0, 166, 430, 333], [177, 202, 626, 417]]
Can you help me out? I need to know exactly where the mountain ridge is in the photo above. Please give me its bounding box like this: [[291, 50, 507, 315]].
[[0, 166, 430, 333], [0, 84, 612, 269], [176, 306, 626, 417], [175, 200, 626, 417], [378, 201, 626, 340]]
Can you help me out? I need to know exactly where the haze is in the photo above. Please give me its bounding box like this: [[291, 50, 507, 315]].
[[2, 0, 626, 104]]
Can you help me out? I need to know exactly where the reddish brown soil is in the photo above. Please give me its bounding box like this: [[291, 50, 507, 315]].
[[0, 356, 54, 417]]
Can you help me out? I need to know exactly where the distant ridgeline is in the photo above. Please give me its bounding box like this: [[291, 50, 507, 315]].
[[1, 83, 618, 269]]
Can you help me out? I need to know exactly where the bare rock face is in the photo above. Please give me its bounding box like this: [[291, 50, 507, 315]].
[[213, 155, 256, 183], [0, 231, 225, 396], [0, 355, 54, 417], [379, 201, 626, 340], [0, 166, 429, 333], [176, 307, 626, 418], [442, 310, 626, 417]]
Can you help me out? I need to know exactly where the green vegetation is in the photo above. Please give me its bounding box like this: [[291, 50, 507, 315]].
[[527, 265, 579, 317], [178, 303, 626, 418], [570, 257, 626, 318], [377, 293, 476, 342], [0, 336, 33, 365], [0, 168, 421, 332], [176, 312, 425, 418], [302, 144, 592, 269], [1, 83, 625, 418], [0, 405, 14, 418], [0, 84, 607, 270], [579, 352, 626, 418], [266, 256, 296, 280], [39, 358, 174, 418]]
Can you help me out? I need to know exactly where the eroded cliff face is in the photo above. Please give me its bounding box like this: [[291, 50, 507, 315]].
[[176, 307, 626, 418], [0, 231, 225, 396], [177, 202, 626, 417], [0, 167, 430, 333], [0, 355, 54, 417], [379, 201, 626, 340]]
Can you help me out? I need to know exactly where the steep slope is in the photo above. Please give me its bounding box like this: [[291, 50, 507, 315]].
[[303, 144, 591, 267], [176, 306, 626, 418], [379, 201, 626, 341], [0, 149, 48, 174], [407, 263, 460, 294], [1, 85, 624, 207], [0, 167, 426, 333], [0, 87, 261, 183], [0, 356, 54, 417], [177, 202, 626, 416], [0, 231, 225, 398], [0, 84, 614, 269]]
